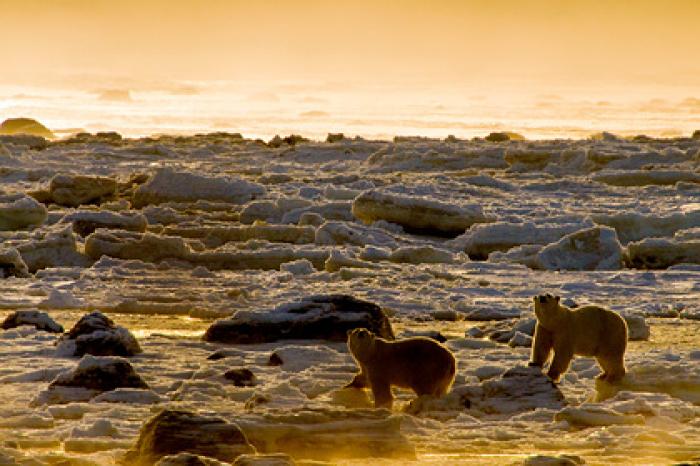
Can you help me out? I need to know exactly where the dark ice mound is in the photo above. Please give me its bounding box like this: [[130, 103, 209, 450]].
[[122, 409, 254, 465], [203, 294, 394, 344], [56, 311, 142, 357], [50, 354, 148, 392]]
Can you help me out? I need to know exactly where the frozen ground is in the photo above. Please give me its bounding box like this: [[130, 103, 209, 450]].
[[1, 130, 700, 465]]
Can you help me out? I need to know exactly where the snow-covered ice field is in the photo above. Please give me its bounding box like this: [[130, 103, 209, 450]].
[[1, 130, 700, 465]]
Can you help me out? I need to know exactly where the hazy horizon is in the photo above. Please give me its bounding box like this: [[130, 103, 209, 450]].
[[2, 0, 700, 139]]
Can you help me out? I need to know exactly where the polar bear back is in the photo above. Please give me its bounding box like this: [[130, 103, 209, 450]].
[[565, 305, 628, 357]]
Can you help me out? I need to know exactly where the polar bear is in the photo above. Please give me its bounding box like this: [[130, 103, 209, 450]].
[[529, 294, 628, 382], [345, 328, 456, 408]]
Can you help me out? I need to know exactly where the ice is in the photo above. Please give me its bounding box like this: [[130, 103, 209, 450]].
[[592, 169, 700, 186], [595, 360, 700, 404], [133, 167, 265, 207], [626, 237, 700, 269], [10, 224, 91, 272], [48, 174, 118, 207], [1, 133, 700, 464], [85, 229, 192, 262], [55, 311, 142, 357], [0, 247, 29, 277], [69, 419, 118, 438], [554, 405, 645, 427], [279, 259, 315, 275], [39, 288, 87, 309], [352, 189, 492, 236], [0, 193, 47, 230], [315, 220, 399, 248], [236, 410, 416, 461], [123, 409, 255, 465], [91, 388, 163, 404], [448, 220, 593, 259], [61, 210, 148, 236], [164, 223, 316, 248], [535, 226, 624, 271], [204, 294, 393, 343], [1, 309, 63, 332], [592, 210, 700, 244], [240, 199, 312, 224]]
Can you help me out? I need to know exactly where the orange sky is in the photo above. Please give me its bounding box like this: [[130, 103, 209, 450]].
[[2, 0, 700, 93]]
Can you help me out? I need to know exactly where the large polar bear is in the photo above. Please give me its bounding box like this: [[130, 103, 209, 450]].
[[529, 294, 628, 382], [345, 328, 456, 408]]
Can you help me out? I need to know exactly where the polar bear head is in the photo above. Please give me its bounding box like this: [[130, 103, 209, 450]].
[[347, 327, 377, 362], [533, 293, 563, 329]]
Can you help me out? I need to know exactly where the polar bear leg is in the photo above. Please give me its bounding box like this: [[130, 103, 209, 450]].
[[596, 354, 626, 382], [547, 344, 574, 382], [344, 371, 368, 388], [369, 371, 393, 409], [530, 323, 554, 367]]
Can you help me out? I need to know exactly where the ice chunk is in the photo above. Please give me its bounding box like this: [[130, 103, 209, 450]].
[[593, 210, 700, 244], [204, 294, 394, 343], [279, 259, 315, 275], [49, 354, 148, 391], [595, 361, 700, 404], [49, 174, 117, 207], [407, 365, 564, 415], [554, 405, 645, 427], [164, 224, 316, 247], [0, 247, 29, 277], [315, 221, 399, 248], [122, 409, 254, 465], [91, 388, 163, 404], [56, 311, 142, 357], [133, 167, 265, 207], [620, 313, 650, 341], [237, 410, 415, 461], [352, 189, 491, 236], [535, 226, 623, 271], [626, 237, 700, 269], [0, 193, 47, 230], [13, 225, 91, 272], [69, 419, 118, 438], [522, 454, 585, 465], [85, 230, 192, 262], [39, 288, 87, 309], [61, 210, 147, 236], [449, 221, 593, 259], [1, 309, 63, 332], [592, 169, 700, 186]]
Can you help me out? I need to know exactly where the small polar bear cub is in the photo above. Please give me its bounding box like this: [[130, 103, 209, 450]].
[[530, 294, 628, 383], [345, 328, 456, 409]]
